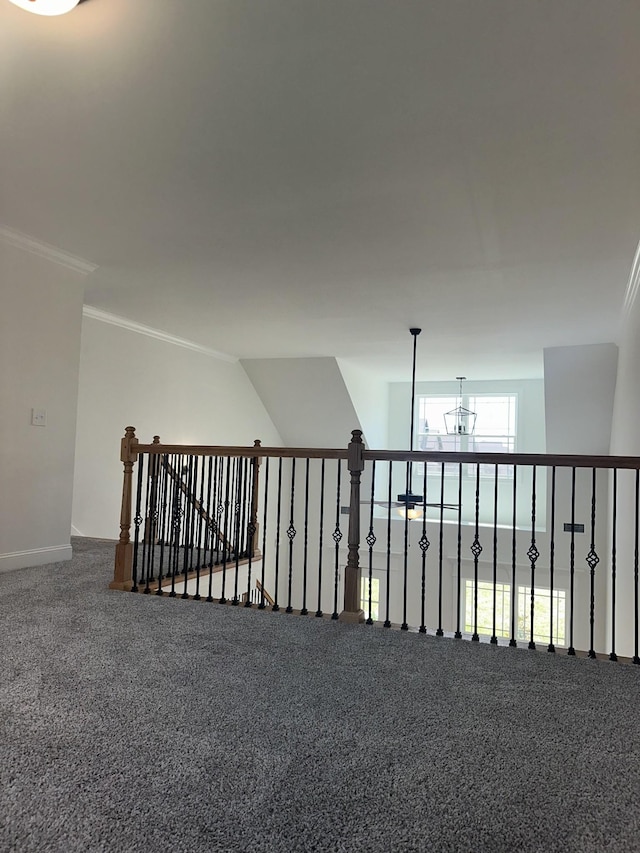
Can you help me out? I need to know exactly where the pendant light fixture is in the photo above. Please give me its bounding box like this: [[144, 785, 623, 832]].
[[397, 328, 424, 519], [444, 376, 476, 436], [8, 0, 83, 15]]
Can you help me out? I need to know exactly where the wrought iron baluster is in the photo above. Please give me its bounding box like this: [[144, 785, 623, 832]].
[[609, 468, 618, 661], [527, 465, 539, 650], [332, 459, 343, 620], [365, 460, 377, 626], [418, 462, 430, 634], [315, 458, 325, 618], [169, 454, 184, 598], [131, 452, 145, 593], [470, 464, 482, 641], [586, 467, 599, 660], [635, 469, 640, 665], [384, 461, 393, 628], [232, 457, 244, 605], [219, 457, 232, 604], [245, 455, 257, 609], [273, 458, 283, 612], [286, 458, 297, 613], [182, 455, 195, 599], [259, 457, 270, 610], [436, 462, 445, 637], [401, 460, 410, 631], [301, 458, 310, 616], [491, 464, 499, 644], [455, 462, 463, 639], [194, 455, 205, 601], [156, 454, 169, 595], [509, 466, 517, 647], [548, 466, 556, 652], [140, 451, 153, 592], [567, 467, 576, 656], [206, 456, 216, 602], [146, 450, 160, 593]]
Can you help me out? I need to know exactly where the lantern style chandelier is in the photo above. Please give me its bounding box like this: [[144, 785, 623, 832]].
[[8, 0, 83, 15], [444, 376, 476, 436]]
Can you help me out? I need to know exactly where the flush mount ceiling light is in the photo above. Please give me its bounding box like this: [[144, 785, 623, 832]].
[[8, 0, 83, 15]]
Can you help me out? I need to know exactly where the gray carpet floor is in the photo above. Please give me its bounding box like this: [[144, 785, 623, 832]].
[[2, 539, 640, 853]]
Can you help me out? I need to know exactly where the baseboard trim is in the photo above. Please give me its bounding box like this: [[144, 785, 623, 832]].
[[0, 545, 72, 573]]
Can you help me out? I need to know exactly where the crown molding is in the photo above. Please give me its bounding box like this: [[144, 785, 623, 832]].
[[82, 306, 238, 363], [622, 237, 640, 321], [0, 224, 98, 275]]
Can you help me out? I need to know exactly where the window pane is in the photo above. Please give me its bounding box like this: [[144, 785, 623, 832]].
[[517, 586, 566, 646], [464, 579, 511, 638], [361, 577, 380, 622]]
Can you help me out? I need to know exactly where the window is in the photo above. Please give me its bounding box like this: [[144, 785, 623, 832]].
[[361, 577, 380, 622], [416, 393, 517, 478], [464, 579, 511, 638], [464, 580, 566, 646]]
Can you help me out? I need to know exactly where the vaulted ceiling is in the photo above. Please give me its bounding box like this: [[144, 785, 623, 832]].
[[2, 0, 639, 379]]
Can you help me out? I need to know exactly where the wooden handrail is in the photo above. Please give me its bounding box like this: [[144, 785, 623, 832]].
[[135, 444, 348, 460], [363, 449, 640, 470], [133, 443, 640, 470]]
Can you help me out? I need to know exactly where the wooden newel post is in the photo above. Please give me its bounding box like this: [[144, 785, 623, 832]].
[[250, 439, 262, 558], [110, 426, 139, 590], [340, 429, 365, 623]]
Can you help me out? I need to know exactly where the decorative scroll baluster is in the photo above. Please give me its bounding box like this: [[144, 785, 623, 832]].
[[490, 464, 499, 645], [315, 458, 325, 618], [169, 454, 184, 598], [509, 466, 517, 647], [609, 468, 618, 661], [286, 458, 297, 613], [586, 467, 599, 659], [332, 459, 343, 620], [436, 462, 445, 637], [455, 462, 463, 639], [527, 466, 539, 650], [470, 464, 482, 642], [365, 460, 377, 626], [548, 466, 556, 653], [206, 457, 216, 603], [567, 467, 576, 656], [111, 426, 139, 591], [182, 456, 194, 599], [384, 461, 393, 628], [418, 462, 430, 634], [300, 458, 310, 616]]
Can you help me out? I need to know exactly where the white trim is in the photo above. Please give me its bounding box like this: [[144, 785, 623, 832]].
[[622, 237, 640, 319], [0, 544, 72, 573], [82, 306, 237, 363], [0, 224, 98, 275]]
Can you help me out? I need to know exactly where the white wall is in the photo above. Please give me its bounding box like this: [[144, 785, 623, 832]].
[[72, 315, 283, 541], [544, 344, 618, 455], [241, 357, 362, 448], [337, 359, 389, 449], [0, 243, 84, 570]]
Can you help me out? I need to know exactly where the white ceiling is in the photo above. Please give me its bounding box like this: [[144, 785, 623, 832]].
[[2, 0, 639, 380]]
